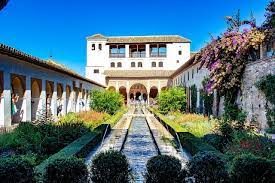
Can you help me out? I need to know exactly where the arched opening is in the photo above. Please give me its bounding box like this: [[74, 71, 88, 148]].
[[117, 62, 122, 67], [119, 86, 127, 104], [66, 85, 72, 112], [80, 89, 86, 111], [11, 75, 26, 123], [129, 83, 147, 103], [107, 86, 116, 91], [110, 62, 115, 68], [46, 81, 53, 116], [130, 93, 134, 100], [57, 83, 63, 116], [149, 86, 158, 105], [31, 79, 41, 121], [75, 88, 80, 113]]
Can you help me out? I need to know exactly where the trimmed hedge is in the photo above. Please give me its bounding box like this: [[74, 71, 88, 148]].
[[230, 154, 273, 183], [188, 151, 229, 183], [145, 155, 185, 183], [35, 124, 108, 181], [91, 150, 131, 183], [0, 156, 35, 183], [44, 157, 88, 183]]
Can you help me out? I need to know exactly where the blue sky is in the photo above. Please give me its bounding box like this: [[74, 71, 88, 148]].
[[0, 0, 270, 75]]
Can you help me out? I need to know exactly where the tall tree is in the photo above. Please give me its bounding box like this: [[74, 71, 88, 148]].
[[0, 0, 8, 11], [262, 0, 275, 30]]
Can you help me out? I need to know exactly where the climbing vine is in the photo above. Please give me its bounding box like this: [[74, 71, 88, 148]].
[[190, 85, 197, 113], [256, 74, 275, 130]]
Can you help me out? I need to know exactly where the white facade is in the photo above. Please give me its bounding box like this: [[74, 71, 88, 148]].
[[0, 45, 104, 127], [86, 34, 191, 85]]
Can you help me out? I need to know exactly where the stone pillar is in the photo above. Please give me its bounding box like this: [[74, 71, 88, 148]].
[[71, 88, 76, 113], [116, 81, 119, 92], [25, 76, 32, 122], [146, 44, 150, 58], [127, 91, 130, 106], [196, 89, 200, 112], [62, 83, 67, 115], [51, 83, 57, 116], [3, 71, 11, 127], [39, 80, 46, 117], [125, 44, 130, 58]]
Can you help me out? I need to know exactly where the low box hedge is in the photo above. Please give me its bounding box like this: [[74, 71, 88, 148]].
[[35, 124, 108, 182], [104, 108, 127, 128]]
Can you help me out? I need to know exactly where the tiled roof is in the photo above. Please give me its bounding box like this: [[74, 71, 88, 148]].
[[104, 70, 175, 78], [87, 34, 191, 43], [0, 43, 105, 88], [170, 54, 198, 78]]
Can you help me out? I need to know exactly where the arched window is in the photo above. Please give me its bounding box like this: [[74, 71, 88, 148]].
[[131, 62, 135, 67], [111, 62, 115, 68], [159, 62, 163, 67], [138, 62, 142, 67], [98, 44, 102, 50], [92, 44, 95, 50], [117, 62, 122, 67], [152, 62, 156, 67]]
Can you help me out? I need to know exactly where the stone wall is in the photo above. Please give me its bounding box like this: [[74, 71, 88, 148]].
[[239, 57, 275, 130]]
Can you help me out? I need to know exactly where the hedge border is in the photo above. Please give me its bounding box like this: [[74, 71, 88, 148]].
[[35, 124, 108, 182]]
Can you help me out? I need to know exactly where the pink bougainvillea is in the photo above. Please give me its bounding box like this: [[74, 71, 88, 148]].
[[196, 26, 265, 94]]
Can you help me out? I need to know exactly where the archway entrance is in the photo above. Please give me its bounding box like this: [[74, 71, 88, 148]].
[[66, 85, 72, 112], [31, 79, 41, 121], [149, 86, 158, 105], [57, 83, 63, 116], [129, 83, 147, 103], [11, 75, 26, 123], [46, 81, 53, 116], [119, 86, 127, 104]]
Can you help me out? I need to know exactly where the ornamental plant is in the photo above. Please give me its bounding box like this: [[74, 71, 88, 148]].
[[197, 26, 265, 95], [90, 89, 124, 115]]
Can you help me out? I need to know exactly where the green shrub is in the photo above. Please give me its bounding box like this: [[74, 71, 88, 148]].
[[179, 132, 219, 155], [90, 89, 124, 115], [44, 157, 88, 183], [0, 156, 35, 183], [157, 87, 186, 114], [188, 151, 229, 183], [203, 134, 226, 152], [91, 150, 131, 183], [230, 154, 273, 183], [219, 120, 234, 141], [145, 155, 185, 183]]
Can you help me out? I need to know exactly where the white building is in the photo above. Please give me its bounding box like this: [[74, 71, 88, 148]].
[[0, 43, 105, 127], [86, 34, 191, 86]]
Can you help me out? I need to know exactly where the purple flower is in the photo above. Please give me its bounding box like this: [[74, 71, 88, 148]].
[[226, 63, 232, 73], [232, 37, 238, 46]]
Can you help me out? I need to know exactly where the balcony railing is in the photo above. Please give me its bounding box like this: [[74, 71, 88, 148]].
[[130, 52, 146, 58], [109, 53, 125, 58], [150, 52, 166, 57]]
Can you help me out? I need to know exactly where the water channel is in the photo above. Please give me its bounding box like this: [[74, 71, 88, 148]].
[[122, 108, 159, 182]]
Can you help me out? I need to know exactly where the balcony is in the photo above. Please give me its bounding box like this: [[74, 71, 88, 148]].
[[109, 53, 125, 58], [150, 52, 166, 57], [130, 52, 146, 58]]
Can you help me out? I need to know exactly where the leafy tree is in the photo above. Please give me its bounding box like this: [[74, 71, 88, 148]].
[[90, 89, 124, 115], [157, 87, 186, 114], [0, 0, 8, 11], [262, 0, 275, 30], [190, 85, 197, 113]]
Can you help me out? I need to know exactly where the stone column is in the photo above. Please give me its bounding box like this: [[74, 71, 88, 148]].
[[62, 83, 67, 115], [51, 83, 57, 116], [125, 44, 130, 58], [25, 76, 32, 122], [197, 89, 200, 112], [71, 88, 76, 113], [146, 44, 150, 58], [40, 79, 46, 108], [3, 71, 11, 127], [127, 90, 130, 106]]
